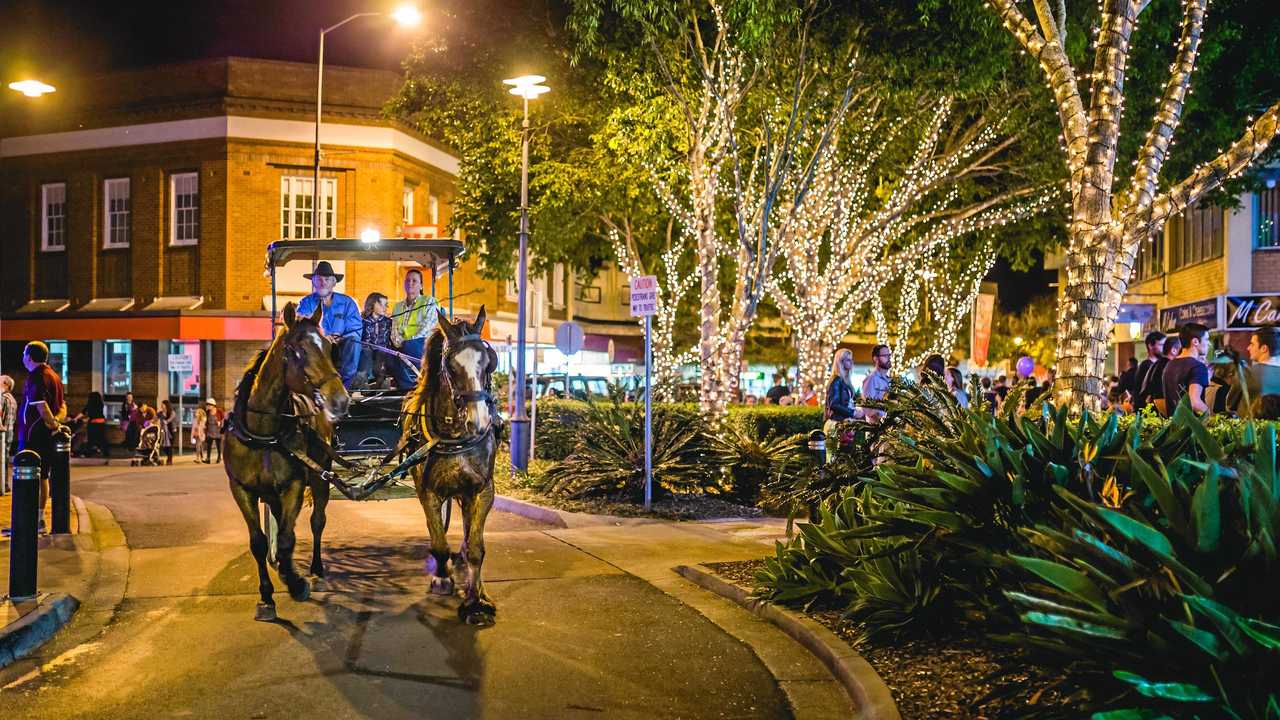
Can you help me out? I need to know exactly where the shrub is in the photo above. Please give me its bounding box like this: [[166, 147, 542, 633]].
[[707, 422, 804, 504], [726, 404, 823, 439], [534, 395, 714, 502]]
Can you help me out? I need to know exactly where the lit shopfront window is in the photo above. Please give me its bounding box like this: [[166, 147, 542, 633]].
[[104, 340, 132, 396]]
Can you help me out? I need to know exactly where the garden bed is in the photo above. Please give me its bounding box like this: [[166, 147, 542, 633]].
[[493, 452, 764, 521], [704, 559, 1095, 720]]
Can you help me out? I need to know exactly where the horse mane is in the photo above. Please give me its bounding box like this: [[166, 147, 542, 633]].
[[403, 327, 445, 431]]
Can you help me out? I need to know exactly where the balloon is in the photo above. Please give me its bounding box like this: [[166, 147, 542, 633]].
[[1016, 356, 1035, 378]]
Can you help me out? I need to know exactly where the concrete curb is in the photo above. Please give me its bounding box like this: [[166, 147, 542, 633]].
[[494, 495, 570, 528], [0, 592, 81, 669], [674, 564, 901, 720]]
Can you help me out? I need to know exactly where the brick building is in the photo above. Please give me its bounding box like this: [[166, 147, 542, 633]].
[[1110, 171, 1280, 370], [0, 57, 474, 421], [1, 56, 645, 425]]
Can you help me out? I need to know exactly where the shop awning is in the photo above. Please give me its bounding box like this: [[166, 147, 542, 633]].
[[0, 312, 273, 341], [14, 298, 70, 313], [78, 297, 136, 312], [144, 296, 205, 311]]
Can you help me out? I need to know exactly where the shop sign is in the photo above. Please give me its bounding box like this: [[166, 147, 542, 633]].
[[1116, 303, 1156, 326], [1225, 294, 1280, 329], [1160, 298, 1220, 331]]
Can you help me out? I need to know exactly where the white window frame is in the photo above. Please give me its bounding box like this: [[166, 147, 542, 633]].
[[402, 185, 414, 225], [281, 176, 336, 240], [40, 182, 67, 252], [429, 194, 440, 225], [551, 263, 566, 309], [170, 172, 200, 246], [103, 177, 131, 249]]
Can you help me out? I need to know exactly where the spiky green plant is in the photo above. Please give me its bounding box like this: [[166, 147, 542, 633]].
[[706, 422, 803, 504]]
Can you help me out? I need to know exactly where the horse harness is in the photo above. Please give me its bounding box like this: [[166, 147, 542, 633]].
[[226, 349, 358, 483]]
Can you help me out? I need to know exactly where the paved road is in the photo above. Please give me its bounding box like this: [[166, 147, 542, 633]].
[[1, 465, 790, 719]]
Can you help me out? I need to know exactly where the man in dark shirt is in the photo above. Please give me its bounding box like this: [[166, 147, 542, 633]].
[[1146, 335, 1182, 414], [1163, 323, 1210, 415], [18, 341, 66, 534], [1117, 357, 1139, 402], [765, 373, 791, 404], [1134, 331, 1166, 410]]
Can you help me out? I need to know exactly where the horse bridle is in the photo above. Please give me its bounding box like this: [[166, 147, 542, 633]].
[[437, 333, 497, 432], [243, 325, 342, 426]]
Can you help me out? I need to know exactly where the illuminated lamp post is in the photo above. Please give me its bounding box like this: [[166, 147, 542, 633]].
[[503, 74, 550, 472]]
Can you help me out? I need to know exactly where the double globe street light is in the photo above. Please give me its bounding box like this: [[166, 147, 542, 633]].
[[503, 74, 550, 472], [312, 4, 423, 239]]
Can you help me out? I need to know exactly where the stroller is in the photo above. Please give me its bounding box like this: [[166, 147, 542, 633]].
[[131, 423, 162, 466]]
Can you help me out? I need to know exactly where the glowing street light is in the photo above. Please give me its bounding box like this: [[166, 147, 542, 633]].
[[1013, 336, 1025, 347], [361, 227, 381, 243], [8, 80, 56, 97], [311, 5, 423, 238], [503, 73, 550, 473]]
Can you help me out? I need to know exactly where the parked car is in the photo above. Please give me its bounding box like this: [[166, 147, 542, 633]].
[[528, 374, 610, 401]]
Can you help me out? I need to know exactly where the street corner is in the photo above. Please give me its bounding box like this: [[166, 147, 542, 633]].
[[0, 592, 81, 670]]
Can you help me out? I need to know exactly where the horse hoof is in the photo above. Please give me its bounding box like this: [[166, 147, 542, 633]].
[[310, 564, 326, 579], [288, 578, 311, 602], [459, 604, 496, 626], [310, 576, 327, 592], [255, 603, 277, 622], [429, 576, 454, 596]]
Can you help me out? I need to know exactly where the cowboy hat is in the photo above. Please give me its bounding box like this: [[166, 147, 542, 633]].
[[303, 261, 344, 281]]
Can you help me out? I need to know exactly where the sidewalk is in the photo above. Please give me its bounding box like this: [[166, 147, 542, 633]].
[[0, 492, 81, 536]]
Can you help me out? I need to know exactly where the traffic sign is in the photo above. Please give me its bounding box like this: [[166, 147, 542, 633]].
[[554, 321, 585, 356], [167, 354, 194, 373], [630, 275, 658, 317]]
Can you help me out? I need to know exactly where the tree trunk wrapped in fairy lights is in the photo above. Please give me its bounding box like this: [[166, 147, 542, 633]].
[[986, 0, 1280, 410]]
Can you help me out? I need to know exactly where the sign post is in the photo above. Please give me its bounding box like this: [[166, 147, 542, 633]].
[[629, 276, 658, 511], [167, 353, 194, 458]]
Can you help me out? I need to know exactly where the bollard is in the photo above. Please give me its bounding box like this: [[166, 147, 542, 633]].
[[50, 425, 73, 535], [806, 430, 826, 523], [8, 450, 42, 600]]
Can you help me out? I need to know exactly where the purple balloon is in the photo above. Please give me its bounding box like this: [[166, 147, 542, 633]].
[[1016, 356, 1035, 378]]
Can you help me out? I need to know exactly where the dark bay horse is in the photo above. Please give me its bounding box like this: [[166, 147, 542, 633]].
[[401, 307, 500, 625], [225, 302, 350, 621]]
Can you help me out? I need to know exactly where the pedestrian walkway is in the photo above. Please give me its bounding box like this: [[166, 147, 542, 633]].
[[0, 493, 79, 537]]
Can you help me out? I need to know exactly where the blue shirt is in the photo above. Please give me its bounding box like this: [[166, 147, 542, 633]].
[[297, 292, 362, 341]]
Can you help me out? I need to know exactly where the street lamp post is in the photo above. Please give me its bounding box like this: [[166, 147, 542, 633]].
[[503, 75, 550, 472], [312, 5, 422, 239]]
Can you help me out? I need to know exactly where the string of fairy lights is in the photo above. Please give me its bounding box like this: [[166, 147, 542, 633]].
[[986, 0, 1279, 409]]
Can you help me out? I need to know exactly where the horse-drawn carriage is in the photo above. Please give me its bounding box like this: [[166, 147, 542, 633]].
[[223, 236, 501, 626]]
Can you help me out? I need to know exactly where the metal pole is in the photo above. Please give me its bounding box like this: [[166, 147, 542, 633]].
[[9, 450, 41, 600], [312, 29, 325, 240], [448, 252, 455, 320], [644, 314, 653, 511], [177, 379, 183, 459], [50, 427, 72, 534], [510, 96, 532, 472], [530, 327, 538, 461]]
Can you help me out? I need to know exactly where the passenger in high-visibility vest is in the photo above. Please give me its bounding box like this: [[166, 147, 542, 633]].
[[390, 268, 440, 389]]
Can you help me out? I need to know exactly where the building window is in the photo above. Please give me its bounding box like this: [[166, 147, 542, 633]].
[[552, 263, 566, 309], [402, 185, 414, 225], [1168, 202, 1223, 270], [45, 340, 68, 383], [429, 194, 439, 225], [1258, 185, 1280, 249], [103, 178, 131, 248], [104, 340, 132, 396], [171, 172, 200, 246], [41, 182, 66, 252], [281, 176, 336, 239], [1135, 232, 1163, 280], [167, 340, 202, 399]]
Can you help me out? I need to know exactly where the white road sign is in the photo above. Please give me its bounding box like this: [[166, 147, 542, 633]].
[[629, 275, 658, 317], [167, 354, 194, 373], [555, 321, 585, 356]]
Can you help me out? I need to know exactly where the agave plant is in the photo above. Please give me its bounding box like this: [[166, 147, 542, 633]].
[[998, 416, 1279, 719]]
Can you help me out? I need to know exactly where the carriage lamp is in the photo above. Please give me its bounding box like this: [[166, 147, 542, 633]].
[[361, 228, 381, 243], [8, 80, 56, 97]]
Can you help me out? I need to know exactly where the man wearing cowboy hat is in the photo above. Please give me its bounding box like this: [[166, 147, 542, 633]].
[[296, 261, 363, 387]]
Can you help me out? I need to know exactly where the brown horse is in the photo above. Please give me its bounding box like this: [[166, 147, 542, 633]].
[[225, 302, 351, 621], [401, 307, 500, 625]]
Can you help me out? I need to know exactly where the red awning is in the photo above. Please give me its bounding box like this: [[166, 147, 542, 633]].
[[1, 314, 273, 341]]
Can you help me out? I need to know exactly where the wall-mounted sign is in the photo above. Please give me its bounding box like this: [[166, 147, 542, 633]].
[[1225, 294, 1280, 329], [1160, 298, 1220, 332], [1116, 303, 1156, 326]]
